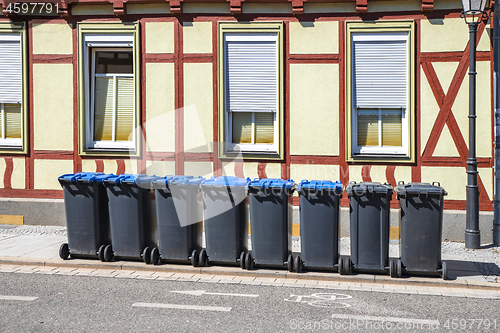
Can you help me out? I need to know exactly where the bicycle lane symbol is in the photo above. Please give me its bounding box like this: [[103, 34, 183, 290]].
[[284, 293, 353, 309]]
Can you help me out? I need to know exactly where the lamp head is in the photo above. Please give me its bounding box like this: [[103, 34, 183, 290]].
[[461, 0, 487, 16]]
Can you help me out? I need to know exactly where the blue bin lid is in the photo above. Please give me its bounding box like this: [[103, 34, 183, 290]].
[[247, 178, 295, 192], [201, 176, 249, 188], [153, 175, 205, 187], [297, 180, 343, 194], [58, 172, 108, 183], [103, 174, 155, 186]]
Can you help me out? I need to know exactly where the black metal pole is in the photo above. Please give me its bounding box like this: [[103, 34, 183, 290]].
[[465, 20, 481, 249], [493, 0, 500, 246]]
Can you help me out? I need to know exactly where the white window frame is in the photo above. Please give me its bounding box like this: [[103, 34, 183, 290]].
[[223, 33, 279, 155], [83, 34, 135, 150], [0, 33, 23, 148], [351, 32, 409, 157]]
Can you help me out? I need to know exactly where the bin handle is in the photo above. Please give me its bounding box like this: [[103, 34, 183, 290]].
[[398, 180, 405, 186], [432, 181, 440, 187]]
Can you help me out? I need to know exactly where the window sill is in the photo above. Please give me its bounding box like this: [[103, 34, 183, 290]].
[[80, 147, 139, 158], [220, 149, 283, 161], [348, 153, 414, 164]]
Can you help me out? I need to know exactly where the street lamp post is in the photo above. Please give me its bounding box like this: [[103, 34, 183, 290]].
[[461, 0, 487, 249]]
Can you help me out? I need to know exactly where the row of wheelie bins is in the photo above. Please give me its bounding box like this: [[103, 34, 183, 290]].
[[58, 173, 448, 279]]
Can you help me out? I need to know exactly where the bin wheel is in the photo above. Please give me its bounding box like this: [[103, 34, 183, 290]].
[[98, 245, 106, 262], [151, 248, 160, 265], [240, 252, 246, 269], [294, 255, 302, 273], [343, 257, 351, 275], [389, 259, 396, 278], [244, 252, 253, 270], [59, 243, 70, 260], [287, 254, 293, 272], [142, 247, 152, 264], [190, 249, 199, 267], [441, 261, 448, 280], [396, 259, 403, 278], [199, 249, 208, 267], [104, 245, 114, 262], [338, 257, 344, 275]]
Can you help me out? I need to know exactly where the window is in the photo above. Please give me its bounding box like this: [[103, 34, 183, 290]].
[[78, 23, 140, 156], [0, 23, 26, 153], [346, 22, 414, 162], [219, 23, 284, 159]]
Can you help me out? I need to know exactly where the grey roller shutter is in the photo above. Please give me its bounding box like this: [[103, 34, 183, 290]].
[[0, 34, 22, 104], [224, 34, 278, 113], [352, 33, 408, 109]]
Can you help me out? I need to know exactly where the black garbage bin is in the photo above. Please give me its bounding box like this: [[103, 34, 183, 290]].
[[58, 172, 112, 261], [247, 178, 295, 271], [151, 175, 205, 266], [396, 181, 448, 279], [201, 176, 250, 268], [103, 174, 157, 263], [297, 180, 343, 273], [345, 181, 393, 275]]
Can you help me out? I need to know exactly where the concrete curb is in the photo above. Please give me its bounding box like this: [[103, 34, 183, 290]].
[[1, 256, 498, 291]]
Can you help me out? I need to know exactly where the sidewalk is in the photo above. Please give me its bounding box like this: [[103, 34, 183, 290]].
[[0, 225, 499, 293]]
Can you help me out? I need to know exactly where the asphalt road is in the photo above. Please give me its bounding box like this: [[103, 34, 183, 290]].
[[0, 272, 499, 332]]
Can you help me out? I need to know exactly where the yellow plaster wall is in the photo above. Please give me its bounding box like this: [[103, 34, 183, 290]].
[[127, 4, 170, 15], [81, 160, 97, 172], [71, 5, 114, 16], [304, 2, 355, 13], [451, 61, 491, 158], [477, 25, 491, 52], [145, 63, 175, 152], [243, 162, 259, 180], [368, 0, 421, 12], [32, 23, 73, 55], [290, 64, 339, 156], [265, 163, 282, 178], [475, 61, 492, 157], [184, 63, 213, 153], [0, 159, 5, 187], [222, 162, 236, 177], [393, 166, 412, 185], [243, 3, 292, 14], [289, 21, 338, 54], [103, 160, 118, 174], [290, 164, 340, 183], [34, 159, 73, 190], [433, 62, 458, 94], [421, 18, 469, 52], [11, 158, 25, 189], [433, 125, 460, 157], [421, 166, 466, 200], [33, 64, 73, 151], [184, 3, 230, 13], [479, 167, 493, 200], [183, 22, 212, 54], [124, 160, 138, 174], [145, 22, 175, 54], [145, 160, 175, 176], [184, 161, 213, 178], [420, 66, 440, 154]]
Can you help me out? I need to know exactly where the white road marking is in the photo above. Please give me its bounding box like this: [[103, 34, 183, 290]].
[[285, 293, 352, 308], [331, 314, 440, 326], [171, 290, 259, 297], [0, 295, 38, 301], [132, 302, 232, 312]]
